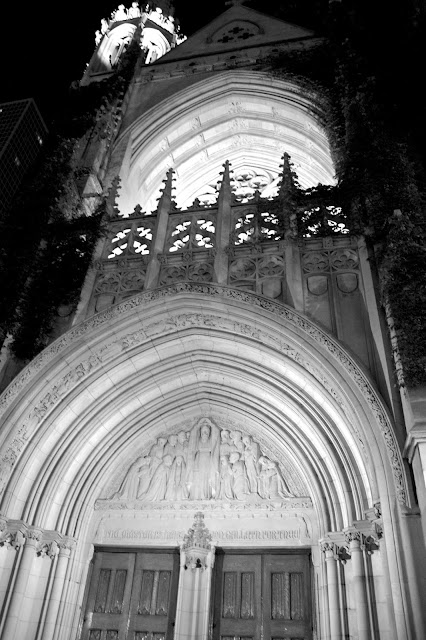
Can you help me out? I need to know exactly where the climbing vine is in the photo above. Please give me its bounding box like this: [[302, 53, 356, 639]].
[[263, 1, 426, 387], [0, 40, 140, 362]]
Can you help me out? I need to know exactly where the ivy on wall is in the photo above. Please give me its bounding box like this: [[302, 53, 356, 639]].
[[0, 40, 140, 362], [264, 1, 426, 387]]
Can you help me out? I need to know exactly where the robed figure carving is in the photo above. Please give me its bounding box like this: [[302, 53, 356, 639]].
[[106, 421, 296, 502], [186, 418, 220, 499]]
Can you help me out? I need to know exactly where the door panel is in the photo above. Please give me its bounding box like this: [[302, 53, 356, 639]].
[[213, 551, 311, 640], [214, 554, 262, 640], [82, 550, 179, 640], [264, 554, 311, 640], [128, 552, 180, 639]]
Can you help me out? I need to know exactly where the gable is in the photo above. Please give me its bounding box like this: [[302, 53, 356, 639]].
[[159, 4, 314, 62]]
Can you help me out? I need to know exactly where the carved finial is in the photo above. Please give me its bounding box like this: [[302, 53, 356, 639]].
[[156, 168, 176, 213], [218, 160, 233, 196], [277, 152, 300, 238], [182, 512, 212, 551], [278, 152, 294, 194], [180, 512, 214, 570]]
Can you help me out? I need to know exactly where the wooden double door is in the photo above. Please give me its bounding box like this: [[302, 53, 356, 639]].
[[81, 548, 179, 640], [213, 550, 312, 640], [82, 548, 311, 640]]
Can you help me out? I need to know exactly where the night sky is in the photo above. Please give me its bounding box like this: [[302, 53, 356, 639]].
[[1, 1, 218, 125], [1, 0, 300, 128]]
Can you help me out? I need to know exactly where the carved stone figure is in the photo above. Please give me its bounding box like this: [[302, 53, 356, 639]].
[[165, 455, 188, 500], [218, 455, 234, 500], [230, 451, 249, 500], [219, 429, 233, 457], [112, 455, 150, 500], [175, 430, 188, 461], [128, 1, 141, 18], [149, 436, 166, 473], [140, 454, 173, 501], [258, 456, 272, 499], [136, 457, 153, 498], [242, 434, 260, 493], [165, 433, 177, 459], [106, 421, 295, 503], [230, 429, 244, 454], [112, 4, 128, 21], [186, 419, 220, 499], [258, 456, 294, 499], [265, 460, 294, 498]]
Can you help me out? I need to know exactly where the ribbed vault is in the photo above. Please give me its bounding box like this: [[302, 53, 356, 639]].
[[0, 286, 403, 548], [116, 71, 335, 214]]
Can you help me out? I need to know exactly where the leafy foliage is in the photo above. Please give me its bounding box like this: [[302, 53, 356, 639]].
[[0, 39, 140, 362], [264, 1, 426, 386]]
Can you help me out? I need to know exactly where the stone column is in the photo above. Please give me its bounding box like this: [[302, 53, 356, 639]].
[[2, 527, 42, 639], [346, 530, 371, 640], [41, 539, 74, 640], [174, 512, 215, 640], [321, 541, 343, 640]]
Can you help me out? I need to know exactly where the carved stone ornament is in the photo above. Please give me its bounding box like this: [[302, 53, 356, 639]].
[[0, 283, 407, 505], [104, 418, 295, 506], [180, 512, 215, 571], [0, 516, 75, 554]]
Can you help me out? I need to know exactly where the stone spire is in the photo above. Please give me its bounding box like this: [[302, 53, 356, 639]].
[[277, 152, 300, 238], [155, 167, 176, 213], [217, 160, 233, 202]]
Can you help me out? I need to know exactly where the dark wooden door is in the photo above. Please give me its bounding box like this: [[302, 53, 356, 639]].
[[81, 549, 179, 640], [128, 552, 179, 640], [213, 550, 312, 640]]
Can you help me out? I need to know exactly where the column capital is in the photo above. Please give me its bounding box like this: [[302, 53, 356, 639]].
[[344, 529, 363, 547], [319, 539, 339, 559], [0, 515, 77, 554], [58, 537, 76, 556], [25, 528, 44, 547], [37, 540, 60, 559], [0, 528, 25, 550]]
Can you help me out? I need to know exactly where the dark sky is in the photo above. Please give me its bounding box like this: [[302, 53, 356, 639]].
[[1, 1, 226, 126], [2, 0, 315, 127]]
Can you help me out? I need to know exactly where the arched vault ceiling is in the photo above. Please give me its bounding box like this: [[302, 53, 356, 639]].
[[116, 71, 335, 214], [0, 285, 406, 539]]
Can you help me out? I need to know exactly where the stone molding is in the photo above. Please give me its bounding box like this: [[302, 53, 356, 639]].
[[0, 283, 406, 505], [0, 516, 76, 556], [320, 519, 381, 562]]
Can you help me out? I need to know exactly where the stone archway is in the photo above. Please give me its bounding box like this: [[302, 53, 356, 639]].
[[0, 284, 409, 639], [112, 70, 336, 215]]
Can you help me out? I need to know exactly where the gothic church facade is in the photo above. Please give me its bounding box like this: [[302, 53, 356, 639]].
[[0, 2, 425, 640]]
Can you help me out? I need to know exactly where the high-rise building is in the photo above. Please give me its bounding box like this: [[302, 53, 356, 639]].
[[0, 2, 425, 640], [0, 98, 48, 213]]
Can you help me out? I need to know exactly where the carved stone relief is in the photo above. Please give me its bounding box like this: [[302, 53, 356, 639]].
[[103, 418, 297, 506], [0, 283, 407, 505], [159, 260, 213, 286], [302, 248, 359, 273]]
